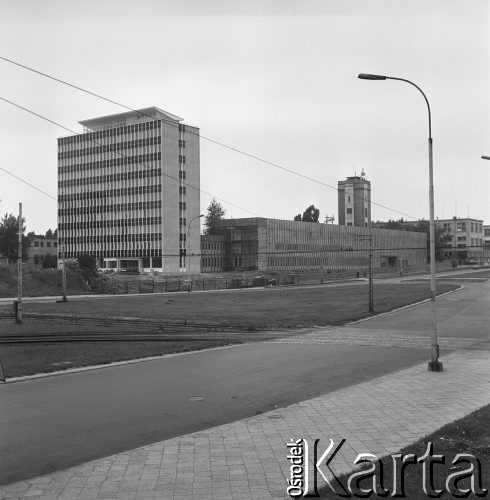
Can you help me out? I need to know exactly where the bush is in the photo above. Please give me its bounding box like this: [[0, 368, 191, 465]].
[[42, 255, 58, 268], [77, 253, 97, 274]]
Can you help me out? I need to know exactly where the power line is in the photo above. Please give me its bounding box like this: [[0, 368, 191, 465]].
[[0, 166, 57, 201], [0, 96, 261, 217], [0, 55, 421, 221]]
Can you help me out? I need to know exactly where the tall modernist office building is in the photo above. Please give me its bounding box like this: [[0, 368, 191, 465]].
[[57, 107, 200, 273], [338, 172, 371, 227]]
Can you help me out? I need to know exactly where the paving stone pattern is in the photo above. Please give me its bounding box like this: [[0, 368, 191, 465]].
[[1, 350, 489, 500], [267, 327, 489, 350]]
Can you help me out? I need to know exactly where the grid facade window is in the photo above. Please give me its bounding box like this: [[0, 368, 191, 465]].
[[57, 107, 200, 272]]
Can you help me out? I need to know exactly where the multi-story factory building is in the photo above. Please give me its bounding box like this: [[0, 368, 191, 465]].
[[201, 217, 427, 273], [57, 107, 200, 273]]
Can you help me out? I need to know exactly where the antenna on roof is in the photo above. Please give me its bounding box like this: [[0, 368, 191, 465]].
[[361, 168, 366, 178]]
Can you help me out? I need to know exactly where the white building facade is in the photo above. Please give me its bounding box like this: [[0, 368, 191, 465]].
[[57, 107, 200, 273], [437, 217, 485, 264], [484, 225, 490, 250]]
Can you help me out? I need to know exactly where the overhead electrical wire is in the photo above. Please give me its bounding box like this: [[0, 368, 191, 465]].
[[0, 95, 261, 218], [0, 165, 57, 201], [0, 55, 421, 221]]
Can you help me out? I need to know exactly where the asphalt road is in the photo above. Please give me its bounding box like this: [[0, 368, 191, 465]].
[[0, 342, 427, 485], [1, 276, 488, 486], [353, 279, 490, 338]]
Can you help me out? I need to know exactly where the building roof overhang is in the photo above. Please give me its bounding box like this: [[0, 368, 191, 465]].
[[79, 106, 184, 130]]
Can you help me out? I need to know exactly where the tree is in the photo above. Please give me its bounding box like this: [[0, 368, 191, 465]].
[[0, 213, 31, 262], [373, 218, 445, 262], [293, 205, 320, 223], [302, 205, 320, 222], [45, 228, 53, 237], [411, 220, 445, 262], [77, 253, 97, 274], [374, 218, 406, 230], [204, 198, 226, 235]]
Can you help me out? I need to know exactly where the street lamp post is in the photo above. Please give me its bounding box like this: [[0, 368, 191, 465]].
[[357, 233, 374, 312], [358, 73, 443, 372], [186, 214, 204, 274], [61, 241, 67, 302], [16, 203, 23, 323]]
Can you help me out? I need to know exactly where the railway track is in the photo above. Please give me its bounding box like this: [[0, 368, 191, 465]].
[[0, 312, 284, 344], [0, 332, 239, 343], [0, 312, 246, 330]]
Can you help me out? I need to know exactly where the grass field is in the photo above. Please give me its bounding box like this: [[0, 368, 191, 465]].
[[0, 340, 239, 378], [0, 281, 460, 378], [6, 281, 460, 329], [320, 404, 490, 498]]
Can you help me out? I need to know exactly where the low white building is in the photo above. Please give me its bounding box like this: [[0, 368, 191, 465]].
[[484, 225, 490, 250], [437, 217, 485, 264]]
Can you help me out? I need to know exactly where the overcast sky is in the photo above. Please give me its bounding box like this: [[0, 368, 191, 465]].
[[0, 0, 489, 234]]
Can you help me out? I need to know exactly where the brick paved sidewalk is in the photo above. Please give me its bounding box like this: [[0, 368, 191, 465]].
[[1, 349, 489, 500]]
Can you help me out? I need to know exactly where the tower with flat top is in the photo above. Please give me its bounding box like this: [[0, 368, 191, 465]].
[[338, 170, 371, 227]]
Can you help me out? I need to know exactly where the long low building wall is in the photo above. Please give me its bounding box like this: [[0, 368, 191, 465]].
[[201, 218, 427, 273]]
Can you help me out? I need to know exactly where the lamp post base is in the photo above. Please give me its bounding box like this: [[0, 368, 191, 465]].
[[428, 360, 444, 372]]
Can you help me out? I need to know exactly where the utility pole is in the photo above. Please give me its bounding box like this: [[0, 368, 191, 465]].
[[187, 214, 204, 277], [16, 203, 23, 323], [357, 232, 373, 312], [61, 240, 67, 302], [368, 233, 373, 312]]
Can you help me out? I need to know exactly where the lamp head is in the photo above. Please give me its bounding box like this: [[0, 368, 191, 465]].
[[358, 73, 387, 80]]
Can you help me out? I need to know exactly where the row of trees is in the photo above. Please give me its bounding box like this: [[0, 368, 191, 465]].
[[374, 218, 446, 261]]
